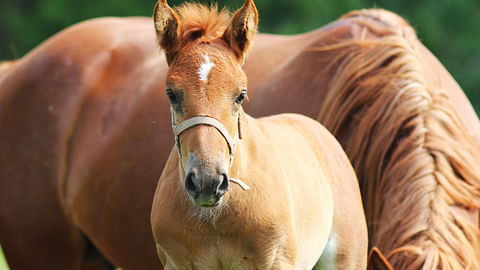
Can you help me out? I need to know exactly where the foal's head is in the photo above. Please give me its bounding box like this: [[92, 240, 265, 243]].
[[154, 0, 258, 208]]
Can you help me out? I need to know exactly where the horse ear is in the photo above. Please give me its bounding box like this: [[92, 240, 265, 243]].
[[368, 247, 395, 270], [222, 0, 258, 63], [153, 0, 181, 65]]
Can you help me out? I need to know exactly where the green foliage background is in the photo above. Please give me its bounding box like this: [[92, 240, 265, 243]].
[[0, 0, 479, 113], [0, 0, 479, 114], [0, 245, 7, 270]]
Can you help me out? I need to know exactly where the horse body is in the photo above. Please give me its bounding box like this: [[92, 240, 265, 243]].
[[245, 10, 480, 268], [0, 17, 167, 269], [0, 2, 479, 270], [151, 1, 367, 269], [152, 113, 366, 269]]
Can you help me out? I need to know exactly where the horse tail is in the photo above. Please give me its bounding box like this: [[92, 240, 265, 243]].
[[316, 9, 480, 270]]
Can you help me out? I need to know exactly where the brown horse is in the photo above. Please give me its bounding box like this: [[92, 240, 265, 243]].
[[0, 2, 479, 270], [290, 10, 480, 269], [245, 9, 480, 269], [150, 0, 367, 268]]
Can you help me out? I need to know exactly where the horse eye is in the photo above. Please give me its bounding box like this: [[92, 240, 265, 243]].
[[235, 90, 247, 105], [166, 89, 177, 104]]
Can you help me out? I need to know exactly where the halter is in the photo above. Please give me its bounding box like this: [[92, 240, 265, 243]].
[[171, 112, 250, 191]]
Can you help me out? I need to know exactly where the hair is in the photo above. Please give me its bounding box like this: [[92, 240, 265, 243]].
[[316, 9, 480, 270], [174, 3, 231, 44]]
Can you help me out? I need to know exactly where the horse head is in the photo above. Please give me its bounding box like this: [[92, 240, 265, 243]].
[[154, 0, 257, 208]]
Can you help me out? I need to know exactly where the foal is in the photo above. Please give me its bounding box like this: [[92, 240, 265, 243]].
[[150, 0, 367, 269]]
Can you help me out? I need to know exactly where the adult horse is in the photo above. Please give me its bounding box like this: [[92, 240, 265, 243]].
[[0, 1, 479, 270], [246, 8, 480, 269], [250, 10, 480, 269], [150, 1, 367, 268]]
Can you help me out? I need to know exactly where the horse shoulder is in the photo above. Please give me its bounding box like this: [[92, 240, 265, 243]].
[[259, 113, 368, 269], [246, 114, 337, 267]]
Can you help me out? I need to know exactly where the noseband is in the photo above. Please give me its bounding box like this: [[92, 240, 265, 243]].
[[171, 113, 250, 191]]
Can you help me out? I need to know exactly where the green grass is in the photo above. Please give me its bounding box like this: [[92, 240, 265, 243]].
[[0, 245, 9, 270]]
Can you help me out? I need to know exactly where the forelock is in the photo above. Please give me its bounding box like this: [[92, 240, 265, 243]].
[[175, 3, 232, 44]]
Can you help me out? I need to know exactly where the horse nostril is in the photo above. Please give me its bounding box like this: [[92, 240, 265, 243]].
[[218, 173, 229, 192], [185, 171, 198, 197]]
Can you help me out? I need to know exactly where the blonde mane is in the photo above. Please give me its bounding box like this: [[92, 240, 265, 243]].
[[316, 10, 480, 269], [174, 3, 231, 43]]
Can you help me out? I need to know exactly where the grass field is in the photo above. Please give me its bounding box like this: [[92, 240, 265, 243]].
[[0, 245, 9, 270]]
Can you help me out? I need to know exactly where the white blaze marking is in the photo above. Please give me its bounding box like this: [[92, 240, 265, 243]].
[[198, 54, 215, 82]]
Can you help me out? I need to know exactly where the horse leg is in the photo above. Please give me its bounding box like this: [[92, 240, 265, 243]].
[[0, 191, 115, 269], [0, 213, 82, 269], [81, 234, 116, 270], [1, 220, 115, 270]]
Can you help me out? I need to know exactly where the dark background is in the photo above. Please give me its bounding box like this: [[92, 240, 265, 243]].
[[0, 0, 479, 114]]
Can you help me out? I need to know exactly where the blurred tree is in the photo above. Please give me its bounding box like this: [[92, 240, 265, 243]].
[[0, 0, 478, 113]]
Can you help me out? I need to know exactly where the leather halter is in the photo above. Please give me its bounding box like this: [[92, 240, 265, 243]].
[[173, 115, 238, 165], [171, 112, 250, 191]]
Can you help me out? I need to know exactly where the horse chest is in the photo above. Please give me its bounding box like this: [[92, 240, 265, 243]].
[[158, 228, 295, 270]]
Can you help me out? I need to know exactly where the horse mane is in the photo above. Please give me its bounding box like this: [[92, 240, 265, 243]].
[[174, 3, 231, 43], [316, 9, 480, 269]]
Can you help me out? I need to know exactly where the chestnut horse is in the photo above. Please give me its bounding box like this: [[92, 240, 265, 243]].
[[0, 1, 479, 270], [150, 0, 367, 269]]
